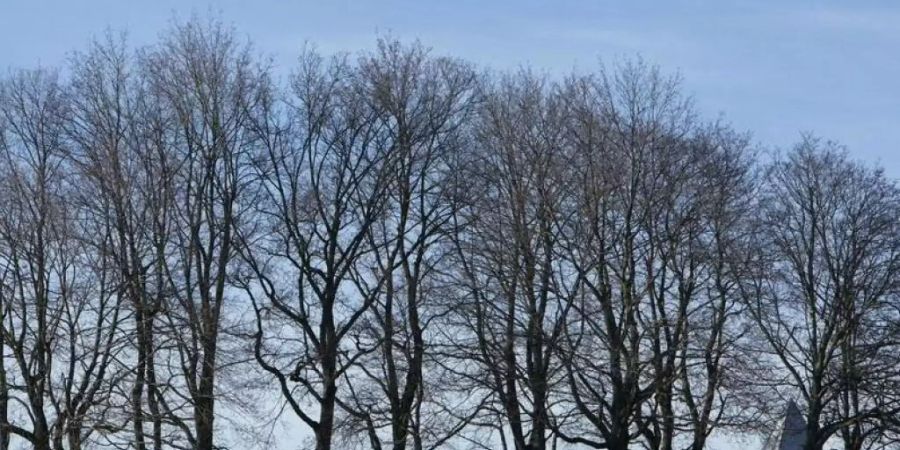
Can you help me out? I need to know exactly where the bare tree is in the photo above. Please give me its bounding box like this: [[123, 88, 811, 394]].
[[64, 32, 186, 450], [139, 18, 269, 450], [552, 60, 694, 450], [335, 40, 479, 450], [446, 71, 577, 450], [669, 125, 761, 450], [0, 68, 125, 450], [235, 46, 395, 450], [0, 95, 8, 450], [740, 137, 900, 450], [0, 68, 72, 450]]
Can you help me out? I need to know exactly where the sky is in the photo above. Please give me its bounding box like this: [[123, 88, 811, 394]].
[[2, 1, 900, 175]]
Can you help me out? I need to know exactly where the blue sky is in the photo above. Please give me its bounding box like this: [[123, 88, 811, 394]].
[[2, 0, 899, 175]]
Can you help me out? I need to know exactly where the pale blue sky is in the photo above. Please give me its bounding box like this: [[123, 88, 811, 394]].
[[2, 0, 899, 175]]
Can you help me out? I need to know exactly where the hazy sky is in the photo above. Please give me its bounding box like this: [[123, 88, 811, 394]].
[[2, 0, 899, 176]]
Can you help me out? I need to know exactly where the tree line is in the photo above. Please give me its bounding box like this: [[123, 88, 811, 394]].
[[0, 18, 899, 450]]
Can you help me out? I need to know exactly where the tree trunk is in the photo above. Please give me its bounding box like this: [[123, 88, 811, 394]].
[[315, 318, 338, 450], [195, 329, 219, 450], [0, 335, 8, 450], [315, 381, 336, 450], [132, 308, 148, 450], [67, 420, 83, 450]]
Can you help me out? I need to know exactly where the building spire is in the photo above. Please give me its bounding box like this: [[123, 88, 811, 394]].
[[762, 400, 808, 450]]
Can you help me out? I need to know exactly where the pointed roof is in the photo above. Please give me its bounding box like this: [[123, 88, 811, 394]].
[[762, 400, 807, 450]]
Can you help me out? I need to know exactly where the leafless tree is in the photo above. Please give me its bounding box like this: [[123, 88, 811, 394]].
[[234, 46, 395, 450], [666, 125, 762, 450], [0, 67, 125, 450], [332, 40, 479, 450], [65, 34, 175, 450], [445, 71, 577, 450], [740, 137, 900, 450], [139, 18, 269, 450], [552, 60, 694, 450]]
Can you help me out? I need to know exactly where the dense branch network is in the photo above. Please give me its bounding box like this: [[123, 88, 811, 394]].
[[0, 17, 898, 450]]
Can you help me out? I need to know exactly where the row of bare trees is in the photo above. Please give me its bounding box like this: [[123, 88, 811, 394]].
[[0, 18, 899, 450]]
